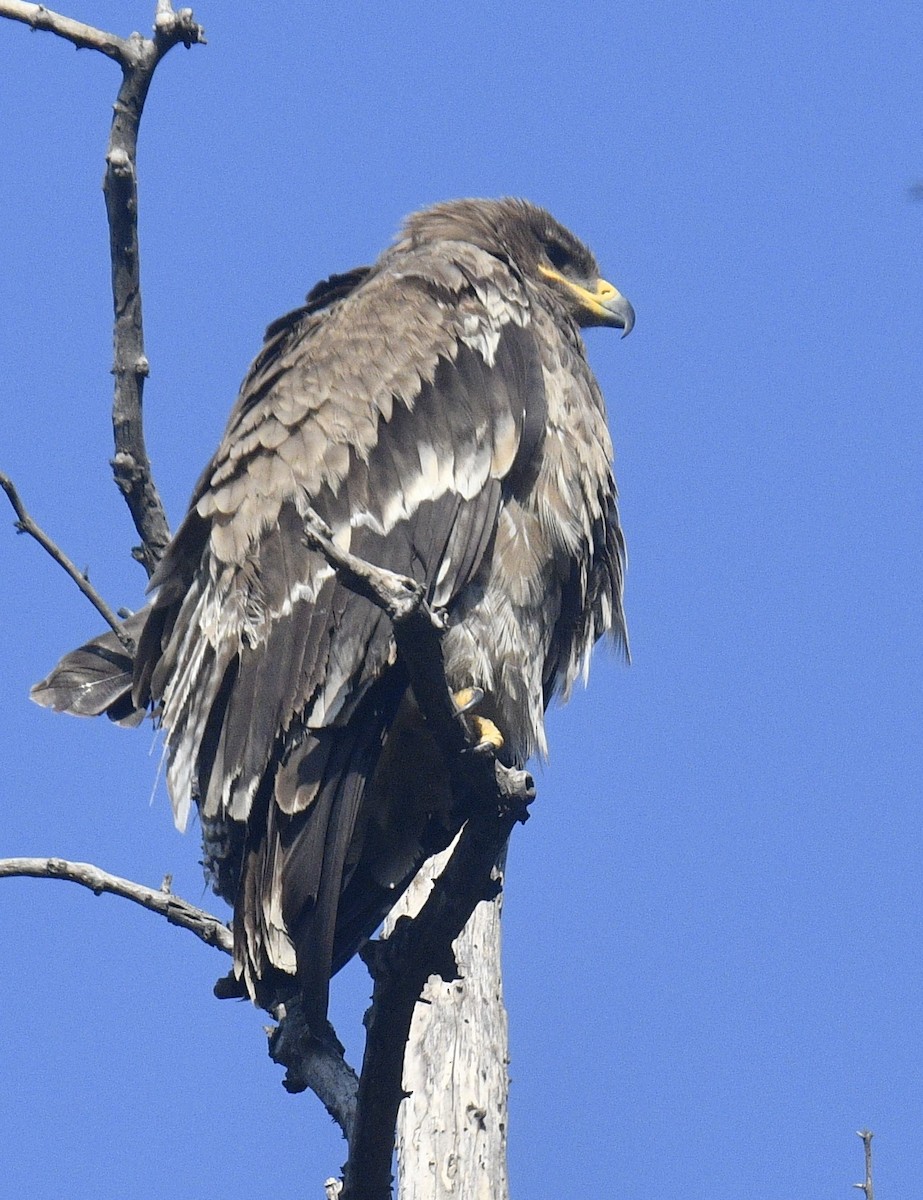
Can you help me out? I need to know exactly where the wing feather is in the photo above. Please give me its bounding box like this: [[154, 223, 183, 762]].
[[29, 610, 148, 726]]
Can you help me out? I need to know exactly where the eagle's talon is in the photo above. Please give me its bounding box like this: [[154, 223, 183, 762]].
[[453, 686, 485, 715], [470, 714, 504, 754], [453, 688, 503, 752]]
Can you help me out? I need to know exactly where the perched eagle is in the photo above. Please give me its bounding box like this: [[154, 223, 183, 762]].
[[32, 198, 633, 1024]]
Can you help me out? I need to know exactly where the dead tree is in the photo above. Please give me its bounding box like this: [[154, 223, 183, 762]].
[[0, 5, 527, 1197]]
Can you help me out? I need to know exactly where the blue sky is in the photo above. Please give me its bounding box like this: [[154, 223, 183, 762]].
[[2, 2, 922, 1196]]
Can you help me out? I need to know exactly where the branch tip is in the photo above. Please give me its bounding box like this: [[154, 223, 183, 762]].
[[0, 857, 231, 954], [854, 1129, 874, 1200], [1, 470, 130, 642]]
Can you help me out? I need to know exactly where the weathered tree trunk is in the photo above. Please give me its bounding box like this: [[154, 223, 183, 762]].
[[385, 844, 509, 1200]]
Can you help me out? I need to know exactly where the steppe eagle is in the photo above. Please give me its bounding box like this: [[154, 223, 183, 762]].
[[32, 198, 634, 1024]]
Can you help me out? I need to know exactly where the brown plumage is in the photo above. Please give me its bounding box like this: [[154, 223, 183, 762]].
[[32, 198, 633, 1023]]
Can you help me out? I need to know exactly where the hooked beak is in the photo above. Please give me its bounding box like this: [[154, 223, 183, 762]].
[[590, 279, 635, 336], [537, 265, 635, 335]]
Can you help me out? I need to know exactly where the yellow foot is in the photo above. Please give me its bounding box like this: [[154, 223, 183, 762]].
[[453, 687, 505, 753], [470, 715, 504, 753]]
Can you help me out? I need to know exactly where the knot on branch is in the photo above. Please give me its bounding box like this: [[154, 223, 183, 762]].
[[449, 758, 534, 831], [496, 764, 535, 823], [111, 450, 145, 491], [301, 516, 428, 625], [106, 146, 133, 178]]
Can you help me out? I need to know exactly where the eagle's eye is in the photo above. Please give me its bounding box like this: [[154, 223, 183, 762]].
[[544, 241, 574, 273]]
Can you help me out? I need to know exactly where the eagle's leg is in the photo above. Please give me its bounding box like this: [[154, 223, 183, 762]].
[[453, 687, 505, 753]]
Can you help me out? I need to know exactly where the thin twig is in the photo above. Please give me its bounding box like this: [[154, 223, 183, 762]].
[[0, 855, 362, 1129], [0, 857, 232, 953], [854, 1130, 874, 1200], [1, 471, 130, 647]]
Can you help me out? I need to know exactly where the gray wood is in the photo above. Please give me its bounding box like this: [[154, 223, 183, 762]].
[[386, 844, 509, 1200]]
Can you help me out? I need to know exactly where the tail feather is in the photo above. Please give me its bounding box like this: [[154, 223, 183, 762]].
[[231, 673, 406, 1023], [30, 611, 148, 727]]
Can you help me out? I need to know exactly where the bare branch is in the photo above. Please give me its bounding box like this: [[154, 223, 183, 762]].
[[2, 855, 363, 1131], [302, 511, 430, 623], [4, 0, 372, 1158], [0, 856, 231, 953], [1, 471, 131, 646], [102, 5, 205, 575], [854, 1130, 875, 1200], [2, 3, 363, 1141], [0, 2, 205, 67], [5, 21, 526, 1182], [0, 1, 130, 59]]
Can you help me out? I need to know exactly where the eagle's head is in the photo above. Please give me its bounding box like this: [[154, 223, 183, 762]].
[[399, 197, 635, 336]]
